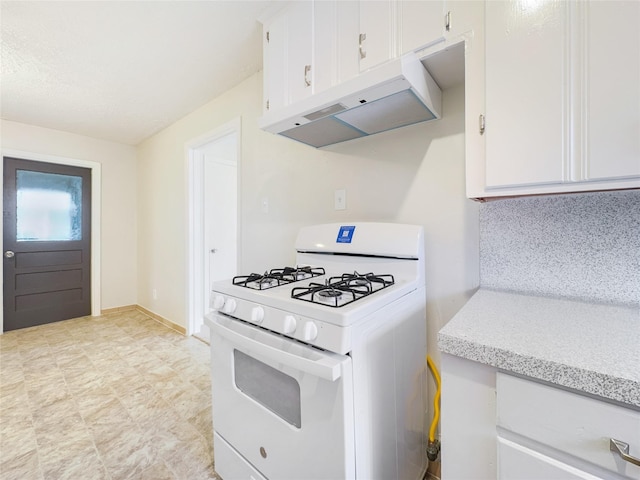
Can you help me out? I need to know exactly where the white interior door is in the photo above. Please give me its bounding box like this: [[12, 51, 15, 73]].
[[187, 122, 239, 341], [203, 137, 238, 299]]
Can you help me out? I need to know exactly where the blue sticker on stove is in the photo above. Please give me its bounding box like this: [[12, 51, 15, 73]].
[[336, 225, 356, 243]]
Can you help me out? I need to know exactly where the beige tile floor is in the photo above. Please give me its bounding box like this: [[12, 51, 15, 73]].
[[0, 310, 220, 480]]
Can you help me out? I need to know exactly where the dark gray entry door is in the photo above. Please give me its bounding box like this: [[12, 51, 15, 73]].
[[3, 157, 91, 331]]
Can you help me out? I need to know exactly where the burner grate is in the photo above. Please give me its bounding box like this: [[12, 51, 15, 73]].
[[291, 271, 395, 308], [233, 266, 325, 290]]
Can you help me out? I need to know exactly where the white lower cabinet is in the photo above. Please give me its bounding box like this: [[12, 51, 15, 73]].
[[440, 355, 640, 480], [498, 437, 603, 480], [497, 373, 640, 480]]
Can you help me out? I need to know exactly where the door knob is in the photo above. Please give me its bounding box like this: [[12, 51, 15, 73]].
[[4, 251, 15, 258]]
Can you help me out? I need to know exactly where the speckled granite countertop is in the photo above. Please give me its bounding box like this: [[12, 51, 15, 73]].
[[438, 289, 640, 408]]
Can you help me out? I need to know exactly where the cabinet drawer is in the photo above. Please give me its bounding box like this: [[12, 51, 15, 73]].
[[497, 373, 640, 479], [498, 437, 604, 480]]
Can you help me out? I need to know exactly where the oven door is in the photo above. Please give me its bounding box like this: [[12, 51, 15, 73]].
[[206, 313, 355, 480]]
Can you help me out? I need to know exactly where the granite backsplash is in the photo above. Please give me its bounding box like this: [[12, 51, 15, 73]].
[[479, 189, 640, 306]]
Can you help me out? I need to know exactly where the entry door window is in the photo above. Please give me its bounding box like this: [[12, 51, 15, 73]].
[[16, 170, 83, 242]]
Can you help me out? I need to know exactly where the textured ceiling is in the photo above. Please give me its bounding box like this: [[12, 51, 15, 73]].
[[1, 1, 273, 145]]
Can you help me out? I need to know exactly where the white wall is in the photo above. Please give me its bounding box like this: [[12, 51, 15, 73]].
[[136, 71, 479, 365], [0, 120, 138, 319]]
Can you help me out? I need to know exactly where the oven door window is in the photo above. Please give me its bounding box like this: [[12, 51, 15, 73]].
[[234, 349, 301, 428]]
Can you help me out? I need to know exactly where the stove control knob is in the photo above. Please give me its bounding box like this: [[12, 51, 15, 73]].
[[211, 294, 225, 310], [283, 315, 297, 334], [302, 322, 318, 342], [251, 307, 265, 324], [222, 298, 237, 314]]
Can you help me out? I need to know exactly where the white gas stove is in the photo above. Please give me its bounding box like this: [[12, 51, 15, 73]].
[[205, 222, 427, 480]]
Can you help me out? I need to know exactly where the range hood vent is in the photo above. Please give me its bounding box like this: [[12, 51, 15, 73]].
[[258, 53, 442, 148]]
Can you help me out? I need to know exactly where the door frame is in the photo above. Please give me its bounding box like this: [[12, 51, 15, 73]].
[[185, 118, 241, 337], [1, 149, 102, 333]]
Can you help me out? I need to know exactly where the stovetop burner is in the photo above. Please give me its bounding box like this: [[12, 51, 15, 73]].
[[318, 289, 342, 299], [233, 266, 325, 290], [291, 271, 395, 308]]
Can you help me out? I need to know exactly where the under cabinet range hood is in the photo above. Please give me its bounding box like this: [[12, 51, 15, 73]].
[[258, 53, 442, 148]]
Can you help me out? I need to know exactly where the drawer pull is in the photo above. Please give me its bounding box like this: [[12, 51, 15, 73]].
[[610, 438, 640, 467]]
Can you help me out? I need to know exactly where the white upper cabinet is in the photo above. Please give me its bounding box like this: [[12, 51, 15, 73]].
[[286, 1, 314, 105], [444, 0, 481, 41], [583, 1, 640, 181], [262, 11, 288, 113], [484, 0, 568, 188], [261, 0, 448, 118], [399, 0, 446, 54], [358, 0, 397, 72], [358, 0, 447, 72], [261, 2, 313, 113], [313, 1, 340, 93], [466, 0, 640, 199], [334, 1, 360, 85], [262, 1, 357, 114]]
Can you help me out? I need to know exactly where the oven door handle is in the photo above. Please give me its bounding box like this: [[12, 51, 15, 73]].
[[210, 316, 343, 382]]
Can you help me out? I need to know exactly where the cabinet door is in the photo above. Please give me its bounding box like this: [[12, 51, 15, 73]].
[[498, 437, 604, 480], [359, 0, 397, 72], [286, 1, 313, 105], [446, 0, 483, 40], [583, 1, 640, 181], [461, 0, 487, 199], [262, 3, 313, 112], [336, 0, 360, 84], [485, 0, 568, 188], [399, 0, 445, 54], [311, 0, 361, 92], [313, 1, 337, 95], [263, 13, 287, 113]]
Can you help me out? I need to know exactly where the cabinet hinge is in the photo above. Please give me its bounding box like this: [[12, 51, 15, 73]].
[[266, 100, 270, 110], [304, 65, 311, 87], [266, 31, 270, 43], [445, 11, 451, 32], [479, 114, 485, 135]]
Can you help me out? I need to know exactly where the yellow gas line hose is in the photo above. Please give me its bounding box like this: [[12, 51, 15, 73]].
[[426, 355, 441, 458], [426, 355, 441, 442]]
